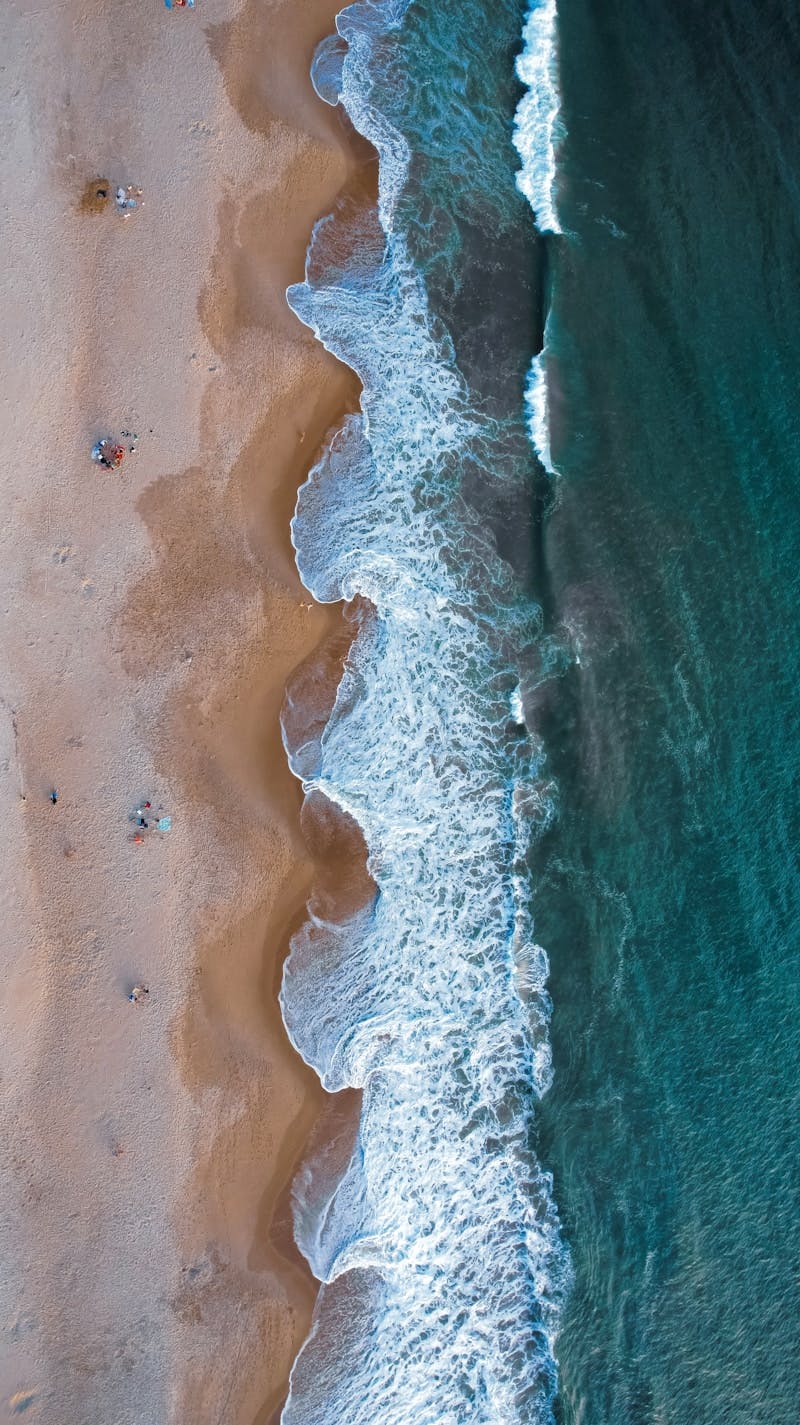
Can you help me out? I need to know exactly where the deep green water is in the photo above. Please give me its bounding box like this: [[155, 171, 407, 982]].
[[533, 1, 800, 1419]]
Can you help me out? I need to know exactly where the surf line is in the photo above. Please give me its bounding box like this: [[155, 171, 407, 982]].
[[514, 0, 565, 478], [278, 2, 571, 1421]]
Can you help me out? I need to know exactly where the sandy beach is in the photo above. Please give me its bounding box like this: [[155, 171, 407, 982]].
[[0, 0, 365, 1419]]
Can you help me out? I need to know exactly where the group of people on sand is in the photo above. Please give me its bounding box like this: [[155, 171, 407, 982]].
[[78, 0, 194, 1017]]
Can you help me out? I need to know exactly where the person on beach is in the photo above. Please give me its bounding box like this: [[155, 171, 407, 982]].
[[135, 800, 152, 829], [130, 801, 171, 838], [115, 185, 142, 216], [91, 439, 125, 470], [128, 984, 149, 1005]]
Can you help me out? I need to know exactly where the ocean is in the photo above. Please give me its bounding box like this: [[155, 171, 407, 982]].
[[280, 1, 800, 1421]]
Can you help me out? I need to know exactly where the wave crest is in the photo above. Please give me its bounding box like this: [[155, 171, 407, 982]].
[[513, 0, 564, 236]]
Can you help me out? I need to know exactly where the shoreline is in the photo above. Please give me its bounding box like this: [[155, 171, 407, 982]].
[[0, 0, 367, 1419]]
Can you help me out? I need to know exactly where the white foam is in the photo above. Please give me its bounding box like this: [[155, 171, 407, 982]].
[[310, 33, 348, 106], [280, 4, 571, 1421], [330, 0, 416, 232], [525, 348, 555, 474], [513, 0, 564, 235]]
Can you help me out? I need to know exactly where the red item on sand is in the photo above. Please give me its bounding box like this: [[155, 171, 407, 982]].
[[92, 438, 125, 470]]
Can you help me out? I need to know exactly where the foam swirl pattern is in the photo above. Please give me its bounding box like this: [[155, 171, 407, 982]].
[[280, 4, 569, 1421]]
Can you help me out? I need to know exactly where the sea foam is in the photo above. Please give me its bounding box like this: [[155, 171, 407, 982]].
[[514, 1, 565, 479], [525, 348, 555, 475], [280, 3, 569, 1422], [513, 0, 564, 236]]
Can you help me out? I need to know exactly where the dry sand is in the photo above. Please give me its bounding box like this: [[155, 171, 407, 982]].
[[0, 0, 368, 1419]]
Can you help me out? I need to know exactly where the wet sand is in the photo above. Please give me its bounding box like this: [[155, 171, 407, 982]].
[[0, 0, 367, 1419]]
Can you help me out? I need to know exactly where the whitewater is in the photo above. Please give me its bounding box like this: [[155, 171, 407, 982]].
[[514, 0, 563, 476], [279, 3, 569, 1421]]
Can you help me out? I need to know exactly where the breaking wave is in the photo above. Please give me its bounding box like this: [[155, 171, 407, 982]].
[[515, 0, 565, 480], [525, 349, 554, 475], [280, 3, 570, 1422], [513, 0, 563, 236]]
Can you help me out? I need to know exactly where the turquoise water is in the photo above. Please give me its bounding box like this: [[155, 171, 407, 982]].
[[281, 1, 800, 1420], [536, 0, 800, 1419]]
